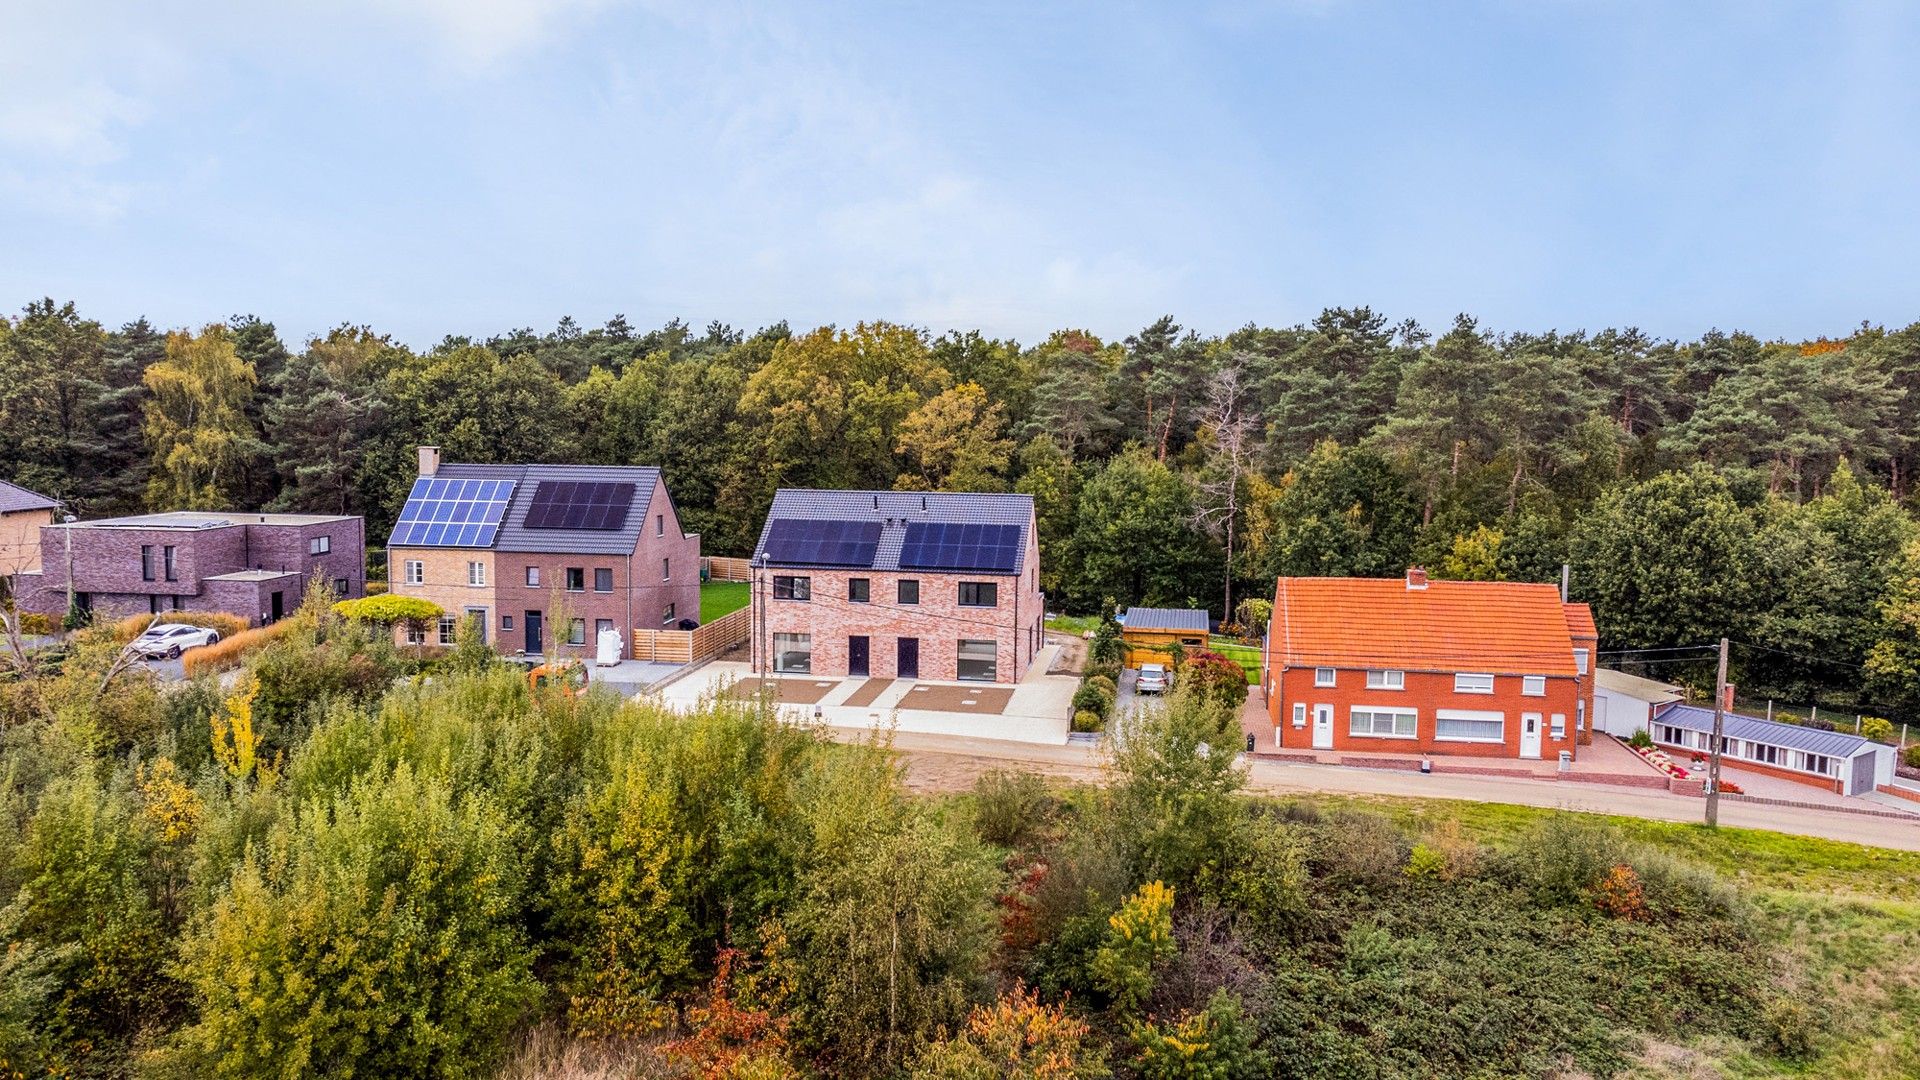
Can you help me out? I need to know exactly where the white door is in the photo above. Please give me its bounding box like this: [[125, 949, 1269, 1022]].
[[1520, 712, 1543, 759], [1312, 704, 1334, 749]]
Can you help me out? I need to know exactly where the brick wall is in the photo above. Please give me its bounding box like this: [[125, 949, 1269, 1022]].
[[1648, 738, 1845, 795], [1269, 666, 1583, 761], [389, 548, 497, 644]]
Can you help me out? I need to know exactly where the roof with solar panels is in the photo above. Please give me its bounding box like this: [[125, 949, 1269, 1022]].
[[751, 489, 1035, 575], [385, 461, 669, 556]]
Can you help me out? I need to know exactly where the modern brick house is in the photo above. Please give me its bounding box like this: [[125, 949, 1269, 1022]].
[[14, 510, 365, 625], [384, 448, 700, 655], [748, 489, 1043, 683], [1265, 569, 1596, 761], [0, 480, 58, 580]]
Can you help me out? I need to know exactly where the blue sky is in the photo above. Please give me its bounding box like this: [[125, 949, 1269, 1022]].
[[3, 1, 1915, 349]]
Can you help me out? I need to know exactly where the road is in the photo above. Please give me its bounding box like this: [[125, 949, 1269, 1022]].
[[865, 729, 1920, 853]]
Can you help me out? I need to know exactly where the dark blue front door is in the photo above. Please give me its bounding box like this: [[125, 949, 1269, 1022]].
[[525, 610, 542, 654]]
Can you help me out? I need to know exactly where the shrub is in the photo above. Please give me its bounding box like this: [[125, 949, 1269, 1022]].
[[1182, 650, 1250, 711], [14, 611, 60, 636], [1591, 864, 1650, 921], [1072, 709, 1104, 733], [971, 770, 1051, 848], [333, 593, 443, 627], [1085, 673, 1117, 701], [181, 621, 291, 677], [908, 984, 1110, 1080], [1072, 681, 1113, 719], [1905, 743, 1920, 769], [1090, 881, 1175, 1016], [1132, 989, 1268, 1080], [1628, 727, 1653, 749], [1233, 597, 1271, 635], [1084, 659, 1122, 685], [1859, 715, 1895, 743], [1089, 613, 1123, 666]]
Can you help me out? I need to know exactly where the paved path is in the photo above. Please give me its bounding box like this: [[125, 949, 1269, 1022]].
[[867, 729, 1920, 852]]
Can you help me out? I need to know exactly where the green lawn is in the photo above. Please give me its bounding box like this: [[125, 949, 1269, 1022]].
[[1044, 613, 1102, 635], [700, 581, 750, 622]]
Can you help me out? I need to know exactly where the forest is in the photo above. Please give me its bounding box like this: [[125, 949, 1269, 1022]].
[[1, 588, 1900, 1079], [6, 299, 1920, 717]]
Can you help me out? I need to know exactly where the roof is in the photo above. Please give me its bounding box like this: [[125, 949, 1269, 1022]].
[[1563, 602, 1597, 640], [1652, 703, 1880, 759], [1272, 576, 1579, 676], [205, 569, 304, 582], [751, 489, 1034, 574], [1122, 607, 1210, 633], [400, 463, 666, 556], [0, 480, 57, 515], [59, 511, 355, 530], [1594, 668, 1684, 705]]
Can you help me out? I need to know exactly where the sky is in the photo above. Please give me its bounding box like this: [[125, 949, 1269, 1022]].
[[3, 0, 1917, 350]]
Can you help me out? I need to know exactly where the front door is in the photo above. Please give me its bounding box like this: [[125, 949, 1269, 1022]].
[[1520, 712, 1543, 759], [896, 637, 919, 680], [1312, 704, 1334, 749], [525, 610, 543, 654], [270, 591, 285, 621], [849, 635, 870, 677]]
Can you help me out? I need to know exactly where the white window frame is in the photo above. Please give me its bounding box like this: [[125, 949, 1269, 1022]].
[[1348, 705, 1417, 739], [567, 618, 587, 646], [404, 559, 424, 585], [1292, 702, 1307, 728], [1550, 713, 1566, 739], [1573, 648, 1589, 675], [437, 615, 457, 646], [1434, 708, 1505, 744], [661, 557, 670, 582], [309, 535, 331, 555], [1521, 675, 1546, 697], [1314, 667, 1336, 687], [525, 566, 541, 587], [1576, 699, 1586, 730], [468, 561, 486, 587], [662, 603, 676, 625], [1365, 669, 1405, 690], [1453, 673, 1495, 695]]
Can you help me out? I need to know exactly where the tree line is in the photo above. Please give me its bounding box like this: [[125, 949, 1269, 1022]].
[[6, 300, 1920, 714]]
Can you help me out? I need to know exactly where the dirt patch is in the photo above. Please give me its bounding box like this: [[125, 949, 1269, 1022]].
[[728, 676, 837, 705], [1049, 635, 1087, 675], [842, 678, 893, 708], [900, 683, 1014, 715], [897, 748, 1103, 794]]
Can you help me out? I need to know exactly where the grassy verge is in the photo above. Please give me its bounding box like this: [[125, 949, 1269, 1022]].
[[699, 581, 750, 623]]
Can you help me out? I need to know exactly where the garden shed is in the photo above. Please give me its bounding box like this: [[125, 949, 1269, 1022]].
[[1647, 703, 1897, 797], [1119, 607, 1210, 669]]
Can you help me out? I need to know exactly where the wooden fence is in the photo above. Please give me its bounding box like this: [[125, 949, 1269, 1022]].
[[631, 606, 751, 664], [704, 556, 752, 582]]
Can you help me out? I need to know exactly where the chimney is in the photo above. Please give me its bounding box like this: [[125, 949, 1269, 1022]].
[[1405, 567, 1428, 590], [1722, 684, 1736, 712], [418, 446, 440, 476]]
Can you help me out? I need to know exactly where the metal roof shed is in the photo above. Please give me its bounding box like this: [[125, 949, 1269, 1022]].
[[1648, 703, 1897, 796]]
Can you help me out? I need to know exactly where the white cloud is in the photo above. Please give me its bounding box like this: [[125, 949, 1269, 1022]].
[[372, 0, 626, 65]]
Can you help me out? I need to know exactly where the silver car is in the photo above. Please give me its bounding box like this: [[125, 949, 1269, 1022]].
[[132, 623, 221, 659], [1136, 663, 1171, 694]]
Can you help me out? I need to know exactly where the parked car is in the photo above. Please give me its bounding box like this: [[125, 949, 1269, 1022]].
[[132, 623, 221, 659], [1136, 663, 1171, 694]]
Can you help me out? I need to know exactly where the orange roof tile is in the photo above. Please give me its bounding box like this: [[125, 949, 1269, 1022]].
[[1271, 575, 1579, 676], [1562, 602, 1597, 640]]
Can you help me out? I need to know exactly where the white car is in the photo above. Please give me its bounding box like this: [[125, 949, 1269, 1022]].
[[1136, 663, 1171, 694], [132, 623, 221, 659]]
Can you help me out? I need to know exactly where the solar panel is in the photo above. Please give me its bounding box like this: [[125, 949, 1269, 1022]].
[[762, 518, 882, 566], [898, 522, 1022, 573], [523, 480, 635, 531], [388, 477, 516, 548]]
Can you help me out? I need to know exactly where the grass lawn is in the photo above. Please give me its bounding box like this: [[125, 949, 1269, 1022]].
[[700, 581, 749, 622], [1044, 613, 1102, 636]]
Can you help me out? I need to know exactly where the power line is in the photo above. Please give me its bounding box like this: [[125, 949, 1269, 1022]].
[[1729, 639, 1869, 672]]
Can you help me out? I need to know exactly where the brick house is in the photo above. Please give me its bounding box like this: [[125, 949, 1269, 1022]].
[[747, 490, 1043, 683], [0, 479, 58, 580], [1645, 701, 1896, 796], [384, 448, 700, 655], [1265, 569, 1596, 761], [14, 510, 365, 625]]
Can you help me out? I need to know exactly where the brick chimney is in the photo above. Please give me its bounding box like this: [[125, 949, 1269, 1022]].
[[1405, 567, 1428, 590], [417, 446, 440, 476], [1722, 684, 1736, 712]]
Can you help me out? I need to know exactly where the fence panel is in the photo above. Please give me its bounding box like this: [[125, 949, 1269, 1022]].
[[631, 606, 750, 664], [704, 556, 752, 582]]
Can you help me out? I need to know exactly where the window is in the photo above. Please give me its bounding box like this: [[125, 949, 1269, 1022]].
[[163, 545, 178, 582], [149, 594, 162, 615], [501, 614, 514, 631], [898, 579, 920, 605], [662, 603, 675, 625], [1435, 709, 1505, 743], [1365, 669, 1404, 690], [656, 513, 664, 536], [773, 575, 811, 601], [958, 582, 999, 608], [438, 615, 457, 645], [464, 608, 488, 643], [568, 618, 586, 646], [1314, 667, 1336, 687], [468, 561, 486, 586], [595, 618, 614, 640], [525, 566, 541, 587], [1550, 713, 1566, 739], [594, 568, 613, 593], [309, 535, 331, 555], [848, 578, 870, 603], [1292, 702, 1307, 728], [334, 577, 349, 596], [1522, 675, 1546, 696], [1573, 648, 1589, 675], [141, 544, 155, 581], [1454, 673, 1495, 694], [957, 639, 998, 681], [1576, 700, 1585, 730], [1349, 707, 1417, 739], [773, 632, 812, 673], [566, 567, 585, 592], [661, 557, 670, 581], [405, 623, 425, 645], [404, 560, 424, 585]]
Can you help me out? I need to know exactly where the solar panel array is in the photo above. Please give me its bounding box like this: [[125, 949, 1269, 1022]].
[[390, 477, 517, 547], [898, 522, 1022, 573], [761, 518, 883, 566], [523, 481, 636, 531]]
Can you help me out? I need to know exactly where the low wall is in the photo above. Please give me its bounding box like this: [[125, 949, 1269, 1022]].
[[1877, 784, 1920, 805], [631, 606, 750, 663]]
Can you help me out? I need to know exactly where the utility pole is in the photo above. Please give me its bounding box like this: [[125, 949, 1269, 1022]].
[[1705, 636, 1729, 827]]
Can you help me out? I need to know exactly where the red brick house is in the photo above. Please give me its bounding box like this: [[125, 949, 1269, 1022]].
[[1265, 569, 1596, 761], [748, 490, 1043, 683], [385, 448, 701, 655]]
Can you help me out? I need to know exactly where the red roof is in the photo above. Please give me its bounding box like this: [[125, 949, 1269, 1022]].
[[1562, 602, 1597, 640], [1271, 575, 1580, 676]]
